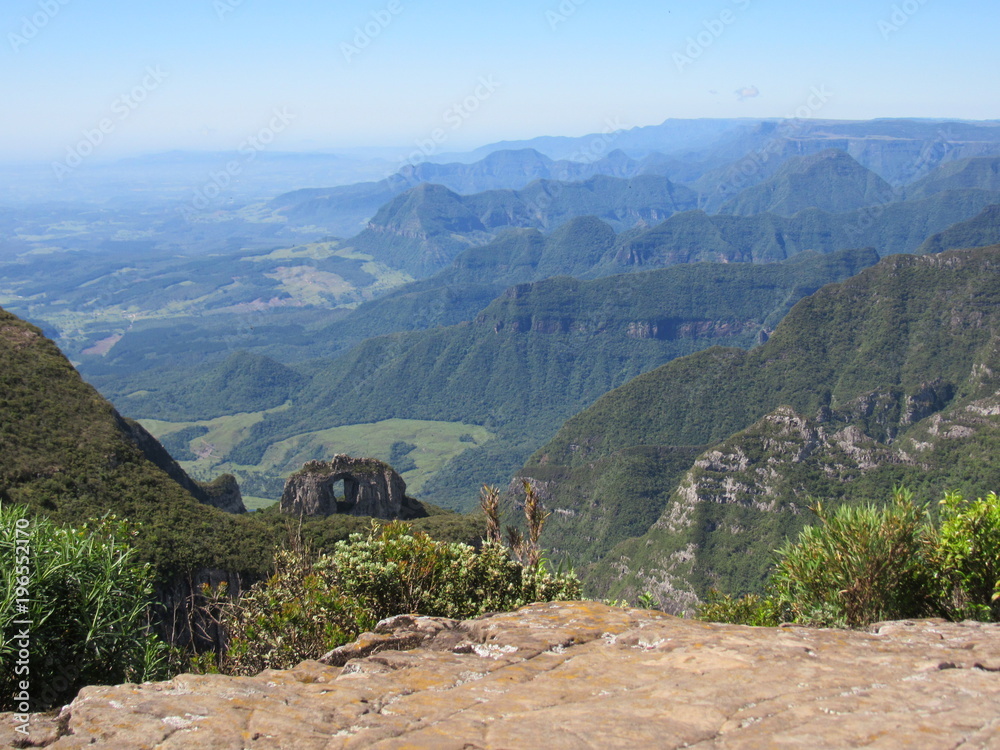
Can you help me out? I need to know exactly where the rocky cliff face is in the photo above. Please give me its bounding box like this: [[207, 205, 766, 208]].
[[279, 455, 422, 519], [195, 473, 247, 515], [595, 378, 1000, 614], [9, 601, 1000, 749]]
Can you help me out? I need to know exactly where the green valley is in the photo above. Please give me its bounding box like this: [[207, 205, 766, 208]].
[[141, 415, 494, 508], [221, 248, 878, 510]]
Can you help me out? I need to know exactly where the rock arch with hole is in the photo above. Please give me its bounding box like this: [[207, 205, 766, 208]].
[[278, 454, 422, 519]]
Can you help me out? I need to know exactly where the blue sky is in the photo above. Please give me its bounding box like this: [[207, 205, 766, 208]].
[[2, 0, 997, 161]]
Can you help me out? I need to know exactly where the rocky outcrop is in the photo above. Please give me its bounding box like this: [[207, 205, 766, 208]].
[[589, 390, 1000, 614], [9, 601, 1000, 749], [279, 455, 422, 519], [196, 473, 246, 515]]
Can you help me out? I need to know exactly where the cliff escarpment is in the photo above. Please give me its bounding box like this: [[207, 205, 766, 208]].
[[524, 245, 1000, 608]]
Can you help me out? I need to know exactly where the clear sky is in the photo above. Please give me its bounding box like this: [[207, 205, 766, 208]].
[[2, 0, 997, 161]]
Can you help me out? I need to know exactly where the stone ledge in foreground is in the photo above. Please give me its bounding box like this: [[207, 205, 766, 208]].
[[3, 601, 1000, 749]]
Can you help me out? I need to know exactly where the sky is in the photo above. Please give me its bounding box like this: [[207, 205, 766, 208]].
[[2, 0, 998, 162]]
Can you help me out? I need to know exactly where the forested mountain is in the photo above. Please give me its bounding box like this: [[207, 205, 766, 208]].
[[906, 157, 1000, 199], [102, 351, 306, 422], [917, 204, 1000, 254], [607, 189, 999, 268], [296, 217, 619, 356], [345, 175, 697, 277], [718, 150, 894, 217], [265, 186, 1000, 363], [520, 246, 1000, 611], [223, 248, 879, 509], [0, 306, 274, 569]]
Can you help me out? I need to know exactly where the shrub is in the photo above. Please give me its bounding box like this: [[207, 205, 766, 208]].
[[217, 551, 359, 676], [218, 521, 579, 674], [0, 504, 166, 711], [924, 491, 1000, 621], [696, 589, 786, 627], [698, 488, 1000, 629], [770, 489, 931, 627]]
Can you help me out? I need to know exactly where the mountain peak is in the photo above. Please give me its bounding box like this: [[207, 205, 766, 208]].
[[720, 149, 895, 217]]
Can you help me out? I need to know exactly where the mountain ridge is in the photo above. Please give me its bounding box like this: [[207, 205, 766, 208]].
[[521, 245, 1000, 607]]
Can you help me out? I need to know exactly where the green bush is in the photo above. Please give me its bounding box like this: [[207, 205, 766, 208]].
[[698, 488, 1000, 629], [925, 491, 1000, 621], [696, 589, 786, 627], [217, 551, 359, 676], [218, 521, 579, 675], [0, 504, 166, 711], [770, 489, 931, 627]]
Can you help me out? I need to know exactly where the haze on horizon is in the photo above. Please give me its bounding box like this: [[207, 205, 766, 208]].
[[2, 0, 997, 165]]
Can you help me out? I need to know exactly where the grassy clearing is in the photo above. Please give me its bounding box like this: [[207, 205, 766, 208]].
[[257, 419, 495, 494], [333, 246, 414, 295], [240, 241, 342, 262], [140, 414, 493, 500], [243, 495, 279, 511], [264, 266, 356, 305], [140, 404, 289, 472]]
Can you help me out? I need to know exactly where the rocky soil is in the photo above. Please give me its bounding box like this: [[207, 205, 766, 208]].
[[4, 601, 1000, 748]]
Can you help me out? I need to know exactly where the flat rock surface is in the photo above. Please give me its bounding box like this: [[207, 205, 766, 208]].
[[4, 601, 1000, 748]]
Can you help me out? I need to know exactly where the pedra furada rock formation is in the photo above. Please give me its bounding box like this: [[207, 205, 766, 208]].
[[279, 455, 423, 520], [6, 601, 1000, 748]]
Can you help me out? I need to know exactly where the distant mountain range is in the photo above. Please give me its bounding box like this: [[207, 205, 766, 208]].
[[271, 120, 1000, 239], [271, 148, 669, 236], [9, 116, 1000, 540], [342, 175, 698, 277]]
